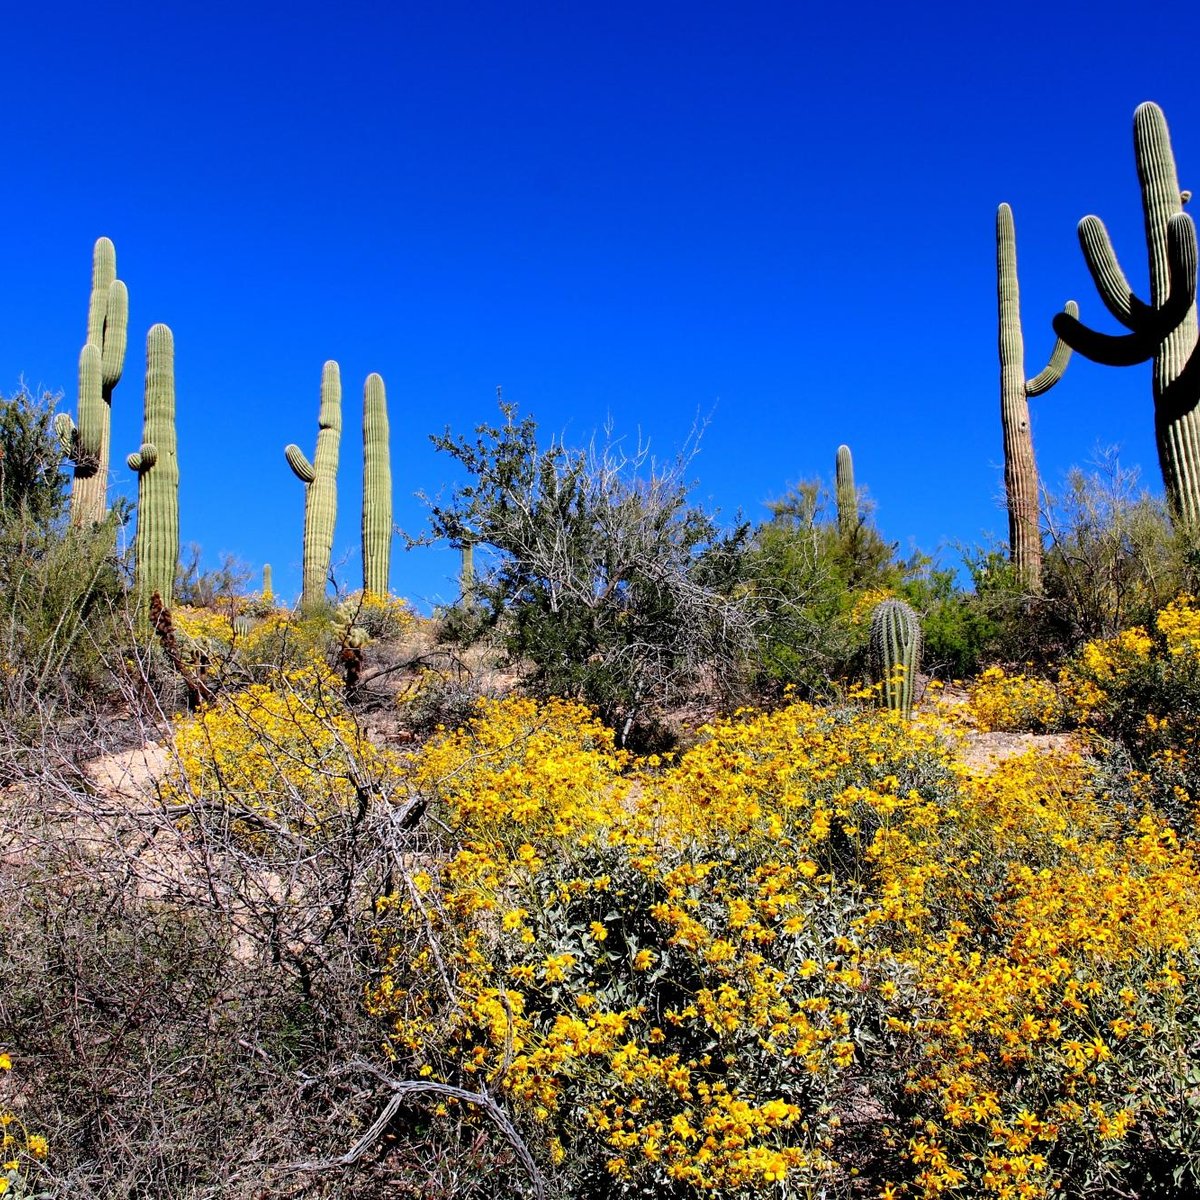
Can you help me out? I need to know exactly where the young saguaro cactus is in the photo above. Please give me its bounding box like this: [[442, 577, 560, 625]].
[[361, 373, 392, 597], [56, 237, 129, 526], [127, 324, 179, 609], [286, 361, 342, 607], [1052, 103, 1200, 526], [869, 598, 922, 720], [835, 444, 858, 536], [997, 204, 1078, 593]]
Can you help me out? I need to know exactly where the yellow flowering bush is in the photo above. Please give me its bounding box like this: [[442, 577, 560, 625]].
[[0, 1052, 47, 1197], [369, 694, 1200, 1198], [966, 666, 1063, 732], [160, 662, 405, 842], [1059, 597, 1200, 828], [339, 590, 416, 640]]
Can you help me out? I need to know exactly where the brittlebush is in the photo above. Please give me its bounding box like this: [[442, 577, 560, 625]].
[[1, 1052, 48, 1197], [369, 690, 1200, 1198]]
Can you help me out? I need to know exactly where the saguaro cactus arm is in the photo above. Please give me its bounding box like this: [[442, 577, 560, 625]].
[[1053, 212, 1197, 365], [285, 444, 316, 482], [1025, 301, 1079, 395], [1048, 102, 1200, 527]]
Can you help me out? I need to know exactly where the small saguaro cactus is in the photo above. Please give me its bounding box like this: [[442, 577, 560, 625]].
[[835, 444, 858, 536], [127, 324, 179, 610], [285, 361, 342, 608], [997, 203, 1078, 593], [1051, 102, 1200, 526], [361, 373, 392, 597], [869, 598, 922, 720], [262, 563, 273, 602], [56, 237, 129, 526]]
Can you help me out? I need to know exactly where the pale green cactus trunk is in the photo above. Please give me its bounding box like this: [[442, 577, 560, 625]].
[[835, 444, 857, 536], [460, 540, 475, 605], [869, 599, 922, 720], [1053, 103, 1200, 526], [59, 237, 128, 526], [285, 361, 342, 607], [361, 373, 392, 597], [127, 324, 179, 609], [997, 204, 1077, 593], [262, 563, 273, 602]]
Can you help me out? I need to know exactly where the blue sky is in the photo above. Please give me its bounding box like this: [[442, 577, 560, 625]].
[[5, 1, 1200, 611]]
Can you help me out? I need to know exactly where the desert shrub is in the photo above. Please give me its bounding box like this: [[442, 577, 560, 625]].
[[744, 482, 910, 695], [366, 694, 1200, 1199], [338, 590, 416, 642], [0, 1050, 49, 1198], [1060, 596, 1200, 829], [967, 665, 1064, 732], [160, 660, 406, 844], [1038, 456, 1193, 651], [421, 403, 756, 746]]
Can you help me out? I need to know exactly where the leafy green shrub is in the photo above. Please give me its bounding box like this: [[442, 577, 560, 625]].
[[421, 403, 754, 746]]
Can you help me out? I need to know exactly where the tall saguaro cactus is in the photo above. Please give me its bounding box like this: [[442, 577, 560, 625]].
[[1052, 103, 1200, 526], [56, 237, 129, 526], [127, 324, 179, 609], [869, 599, 922, 720], [286, 361, 342, 607], [997, 204, 1078, 592], [835, 444, 858, 536], [361, 373, 392, 597]]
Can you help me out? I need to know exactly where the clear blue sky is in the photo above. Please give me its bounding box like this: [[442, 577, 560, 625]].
[[5, 1, 1200, 611]]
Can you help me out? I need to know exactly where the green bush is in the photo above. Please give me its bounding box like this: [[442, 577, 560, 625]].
[[422, 403, 755, 746]]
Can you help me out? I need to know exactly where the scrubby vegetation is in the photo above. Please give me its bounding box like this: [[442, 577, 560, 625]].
[[5, 374, 1200, 1200]]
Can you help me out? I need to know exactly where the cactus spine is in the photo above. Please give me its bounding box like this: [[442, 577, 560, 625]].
[[127, 324, 179, 609], [869, 599, 922, 720], [361, 373, 392, 597], [835, 444, 857, 536], [997, 204, 1078, 593], [285, 361, 342, 607], [57, 237, 129, 526], [1052, 103, 1200, 526]]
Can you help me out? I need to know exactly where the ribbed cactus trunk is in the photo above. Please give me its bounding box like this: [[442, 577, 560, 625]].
[[60, 237, 128, 526], [361, 373, 392, 597], [996, 204, 1077, 593], [285, 361, 342, 608], [835, 444, 857, 536], [262, 563, 273, 602], [869, 599, 922, 720], [460, 540, 475, 605], [127, 324, 179, 609], [1053, 103, 1200, 527]]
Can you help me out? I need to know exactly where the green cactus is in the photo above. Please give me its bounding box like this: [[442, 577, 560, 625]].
[[835, 444, 858, 536], [285, 361, 342, 608], [361, 372, 392, 597], [460, 540, 476, 606], [1052, 103, 1200, 526], [869, 598, 922, 720], [997, 204, 1078, 593], [262, 563, 273, 602], [58, 237, 129, 526], [127, 324, 179, 609]]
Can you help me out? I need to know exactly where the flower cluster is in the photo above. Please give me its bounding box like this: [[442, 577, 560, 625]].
[[160, 661, 405, 843], [966, 666, 1063, 733], [368, 691, 1200, 1198], [0, 1051, 47, 1197]]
